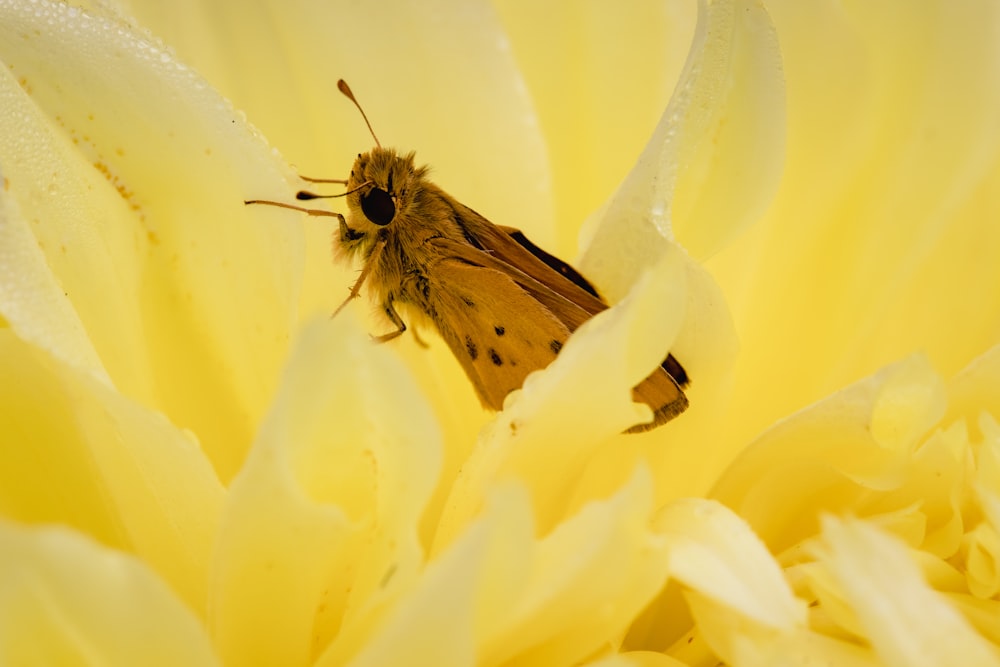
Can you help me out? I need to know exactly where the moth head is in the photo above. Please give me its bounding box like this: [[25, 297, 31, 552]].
[[349, 148, 425, 228], [334, 80, 428, 229]]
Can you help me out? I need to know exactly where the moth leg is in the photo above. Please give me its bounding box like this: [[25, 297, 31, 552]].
[[371, 297, 407, 343], [333, 238, 387, 318], [339, 217, 365, 243]]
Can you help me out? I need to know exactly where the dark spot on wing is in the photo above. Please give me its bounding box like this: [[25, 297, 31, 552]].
[[465, 336, 478, 360], [550, 340, 563, 354], [489, 349, 502, 366], [461, 296, 475, 307], [494, 325, 505, 336]]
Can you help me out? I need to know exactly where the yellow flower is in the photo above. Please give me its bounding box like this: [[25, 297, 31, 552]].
[[1, 0, 998, 666]]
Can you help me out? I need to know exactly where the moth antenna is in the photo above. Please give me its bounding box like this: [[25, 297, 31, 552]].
[[338, 79, 381, 148], [296, 180, 373, 200], [296, 190, 335, 201], [299, 175, 348, 185]]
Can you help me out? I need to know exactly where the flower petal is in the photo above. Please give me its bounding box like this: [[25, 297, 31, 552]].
[[579, 0, 784, 293], [812, 517, 1000, 666], [656, 499, 805, 630], [711, 355, 951, 553], [481, 468, 668, 665], [707, 0, 1000, 465], [492, 1, 698, 251], [0, 130, 103, 376], [328, 466, 669, 666], [0, 522, 218, 666], [209, 313, 442, 665], [584, 652, 689, 667], [436, 245, 688, 543], [0, 330, 224, 613], [0, 0, 303, 480]]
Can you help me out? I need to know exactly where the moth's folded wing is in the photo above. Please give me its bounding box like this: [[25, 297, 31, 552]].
[[427, 258, 577, 410], [628, 368, 689, 433]]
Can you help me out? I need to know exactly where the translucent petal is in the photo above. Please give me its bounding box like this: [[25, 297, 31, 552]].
[[493, 0, 698, 251], [584, 652, 689, 667], [0, 0, 303, 481], [0, 125, 103, 376], [707, 0, 1000, 467], [329, 468, 668, 666], [479, 469, 668, 665], [209, 313, 442, 665], [946, 343, 1000, 444], [967, 490, 1000, 599], [578, 0, 784, 289], [656, 499, 805, 630], [0, 331, 223, 613], [0, 523, 218, 666], [711, 355, 949, 554]]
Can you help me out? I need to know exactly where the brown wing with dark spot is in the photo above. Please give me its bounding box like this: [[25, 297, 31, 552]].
[[427, 258, 578, 409], [431, 200, 689, 429]]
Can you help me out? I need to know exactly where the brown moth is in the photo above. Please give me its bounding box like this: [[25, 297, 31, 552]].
[[247, 80, 689, 432]]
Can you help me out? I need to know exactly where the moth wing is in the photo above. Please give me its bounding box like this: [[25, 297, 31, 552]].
[[451, 210, 690, 388], [629, 371, 689, 432], [432, 203, 690, 428], [427, 258, 577, 410], [496, 224, 690, 388]]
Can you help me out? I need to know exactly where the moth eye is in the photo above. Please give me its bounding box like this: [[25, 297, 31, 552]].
[[360, 187, 396, 226]]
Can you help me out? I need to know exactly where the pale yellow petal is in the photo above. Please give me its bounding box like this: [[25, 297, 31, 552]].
[[321, 487, 525, 667], [0, 331, 224, 614], [711, 355, 950, 552], [946, 343, 1000, 445], [639, 500, 882, 666], [814, 517, 1000, 667], [946, 594, 1000, 648], [0, 522, 218, 666], [480, 468, 668, 665], [976, 412, 1000, 494], [493, 0, 697, 251], [656, 499, 805, 630], [579, 0, 784, 292], [708, 0, 1000, 467], [966, 490, 1000, 599], [0, 0, 302, 481], [584, 652, 689, 667], [327, 468, 668, 667], [436, 246, 687, 543], [210, 313, 442, 665], [0, 117, 103, 376]]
